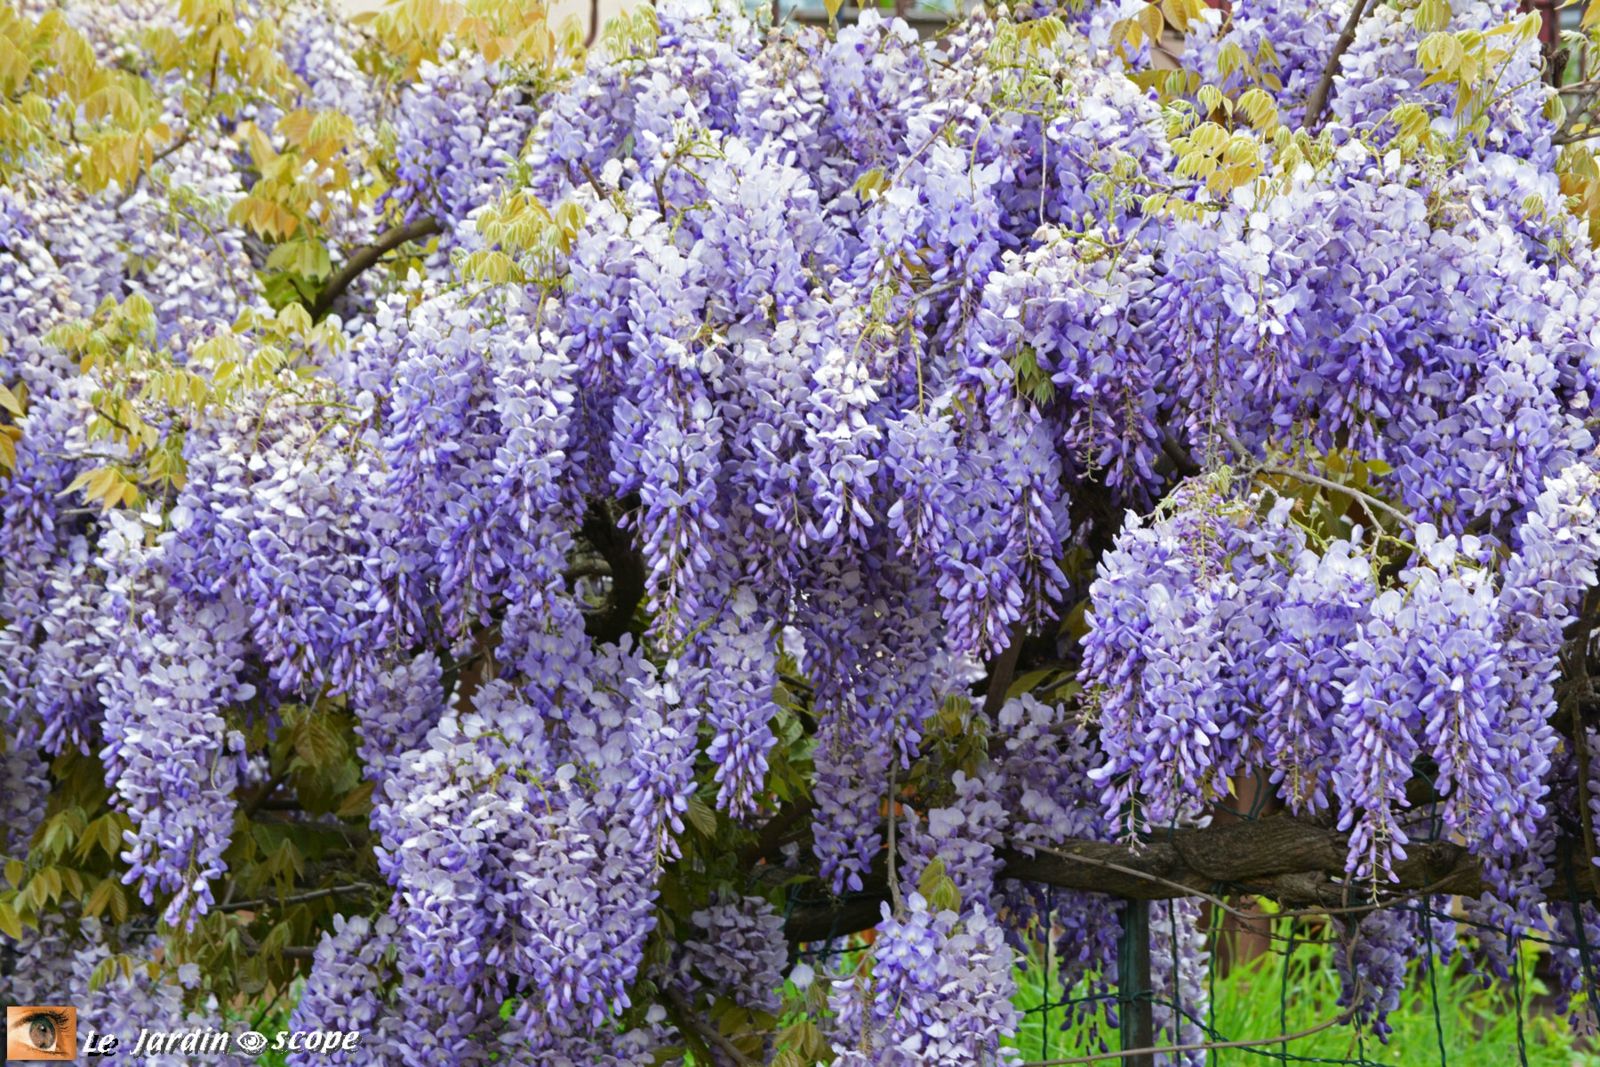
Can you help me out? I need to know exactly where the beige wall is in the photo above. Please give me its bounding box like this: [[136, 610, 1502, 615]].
[[334, 0, 638, 40]]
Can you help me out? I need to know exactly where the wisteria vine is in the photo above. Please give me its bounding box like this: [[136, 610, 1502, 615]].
[[5, 0, 1600, 1061]]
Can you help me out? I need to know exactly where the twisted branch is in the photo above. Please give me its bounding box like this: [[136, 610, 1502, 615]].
[[311, 216, 443, 318], [782, 814, 1552, 947]]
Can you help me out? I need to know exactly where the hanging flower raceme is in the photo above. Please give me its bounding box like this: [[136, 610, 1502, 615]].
[[10, 0, 1600, 1059], [1082, 484, 1255, 834]]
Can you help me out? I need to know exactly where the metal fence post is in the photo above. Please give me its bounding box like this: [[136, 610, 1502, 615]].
[[1118, 899, 1154, 1067]]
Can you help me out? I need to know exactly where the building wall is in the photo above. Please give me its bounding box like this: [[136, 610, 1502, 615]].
[[333, 0, 638, 41]]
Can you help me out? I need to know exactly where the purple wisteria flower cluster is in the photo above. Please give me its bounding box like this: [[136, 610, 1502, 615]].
[[8, 0, 1600, 1058]]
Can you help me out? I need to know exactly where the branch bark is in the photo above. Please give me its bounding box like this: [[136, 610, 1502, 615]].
[[781, 814, 1550, 947], [1160, 432, 1201, 478], [1000, 818, 1483, 901], [216, 883, 377, 914], [1302, 0, 1375, 129], [580, 496, 646, 643], [984, 622, 1029, 717], [311, 217, 443, 318], [663, 988, 760, 1067]]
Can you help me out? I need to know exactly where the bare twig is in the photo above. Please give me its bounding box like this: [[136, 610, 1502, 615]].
[[1553, 79, 1600, 144], [663, 989, 759, 1067], [887, 759, 905, 914], [1303, 0, 1375, 128], [1024, 1006, 1356, 1065], [1031, 843, 1246, 920], [217, 883, 377, 914], [1554, 126, 1600, 146], [235, 929, 319, 961], [578, 161, 610, 199], [1259, 464, 1417, 530], [1218, 429, 1415, 530]]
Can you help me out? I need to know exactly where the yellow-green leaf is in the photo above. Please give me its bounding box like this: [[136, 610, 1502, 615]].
[[0, 900, 23, 941], [686, 794, 718, 838]]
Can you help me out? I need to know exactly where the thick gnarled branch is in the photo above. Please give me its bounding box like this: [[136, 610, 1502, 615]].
[[580, 496, 646, 642], [998, 817, 1484, 902], [782, 814, 1558, 946], [311, 216, 443, 318]]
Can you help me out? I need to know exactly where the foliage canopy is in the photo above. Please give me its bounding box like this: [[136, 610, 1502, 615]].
[[10, 0, 1600, 1063]]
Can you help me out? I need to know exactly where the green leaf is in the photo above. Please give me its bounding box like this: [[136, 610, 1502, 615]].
[[685, 794, 718, 838], [1414, 0, 1452, 33], [75, 812, 128, 861], [928, 875, 962, 913], [85, 952, 141, 991], [336, 780, 375, 819], [261, 919, 295, 956], [291, 709, 347, 770], [85, 876, 119, 919], [120, 292, 156, 331], [1010, 344, 1056, 406], [37, 810, 83, 860], [265, 237, 333, 281], [88, 955, 120, 992], [554, 199, 587, 237], [852, 168, 888, 199], [916, 856, 963, 913], [1007, 667, 1058, 700], [1215, 41, 1248, 79], [917, 856, 948, 899], [261, 271, 307, 310], [779, 1019, 823, 1059], [0, 899, 23, 940]]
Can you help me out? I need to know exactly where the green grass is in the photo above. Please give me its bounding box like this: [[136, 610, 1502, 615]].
[[1010, 933, 1600, 1067], [233, 928, 1600, 1066]]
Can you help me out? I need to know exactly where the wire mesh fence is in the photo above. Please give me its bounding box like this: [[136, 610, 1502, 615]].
[[780, 776, 1600, 1066], [1009, 896, 1600, 1066]]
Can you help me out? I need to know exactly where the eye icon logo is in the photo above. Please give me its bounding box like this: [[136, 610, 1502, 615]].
[[6, 1006, 76, 1060], [234, 1030, 268, 1054]]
